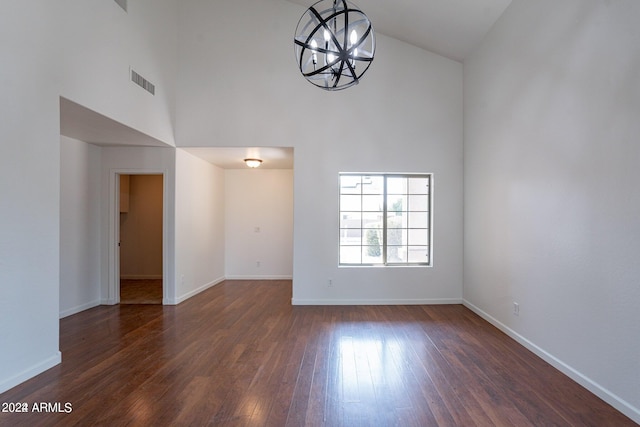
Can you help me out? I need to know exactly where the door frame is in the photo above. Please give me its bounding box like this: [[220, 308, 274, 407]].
[[107, 169, 169, 305]]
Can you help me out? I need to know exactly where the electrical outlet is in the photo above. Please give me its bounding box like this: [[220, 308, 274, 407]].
[[328, 279, 333, 287], [256, 261, 261, 267], [513, 302, 520, 316]]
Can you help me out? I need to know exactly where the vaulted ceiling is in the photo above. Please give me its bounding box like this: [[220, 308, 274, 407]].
[[287, 0, 512, 62], [61, 0, 513, 167]]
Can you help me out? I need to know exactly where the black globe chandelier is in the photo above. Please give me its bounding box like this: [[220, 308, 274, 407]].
[[294, 0, 375, 91]]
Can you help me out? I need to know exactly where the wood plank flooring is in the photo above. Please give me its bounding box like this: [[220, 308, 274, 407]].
[[120, 279, 163, 304], [0, 280, 634, 426]]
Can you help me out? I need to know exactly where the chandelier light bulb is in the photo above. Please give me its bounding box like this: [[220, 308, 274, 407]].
[[310, 39, 318, 65]]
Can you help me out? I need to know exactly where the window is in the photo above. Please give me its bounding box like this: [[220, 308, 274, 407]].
[[339, 173, 432, 266]]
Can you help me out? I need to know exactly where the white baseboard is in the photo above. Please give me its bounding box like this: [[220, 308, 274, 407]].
[[463, 300, 640, 425], [59, 300, 101, 319], [291, 298, 462, 306], [0, 352, 61, 394], [225, 275, 293, 280], [167, 276, 225, 305]]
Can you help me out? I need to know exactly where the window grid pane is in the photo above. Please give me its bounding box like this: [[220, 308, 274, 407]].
[[340, 173, 431, 266]]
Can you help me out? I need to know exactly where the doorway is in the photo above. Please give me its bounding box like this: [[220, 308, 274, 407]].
[[118, 174, 163, 304]]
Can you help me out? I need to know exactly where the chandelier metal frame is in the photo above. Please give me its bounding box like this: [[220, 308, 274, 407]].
[[294, 0, 375, 91]]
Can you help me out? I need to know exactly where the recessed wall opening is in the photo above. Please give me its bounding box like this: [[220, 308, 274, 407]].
[[180, 146, 294, 286], [118, 174, 164, 304]]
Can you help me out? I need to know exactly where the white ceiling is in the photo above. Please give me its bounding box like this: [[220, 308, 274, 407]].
[[182, 147, 294, 170], [288, 0, 512, 62], [60, 97, 167, 147], [61, 0, 511, 167], [60, 99, 294, 169]]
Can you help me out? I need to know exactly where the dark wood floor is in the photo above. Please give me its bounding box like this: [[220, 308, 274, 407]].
[[0, 280, 634, 426], [120, 278, 163, 304]]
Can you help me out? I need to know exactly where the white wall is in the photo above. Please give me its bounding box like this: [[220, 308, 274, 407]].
[[463, 0, 640, 422], [60, 136, 101, 318], [59, 0, 178, 145], [225, 169, 293, 279], [100, 147, 176, 305], [0, 0, 179, 393], [177, 0, 464, 304], [174, 149, 226, 303], [0, 2, 63, 393]]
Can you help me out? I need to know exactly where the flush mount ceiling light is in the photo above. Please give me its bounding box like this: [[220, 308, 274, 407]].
[[294, 0, 375, 91], [244, 158, 263, 168]]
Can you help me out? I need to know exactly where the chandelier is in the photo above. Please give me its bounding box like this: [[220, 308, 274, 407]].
[[294, 0, 375, 91]]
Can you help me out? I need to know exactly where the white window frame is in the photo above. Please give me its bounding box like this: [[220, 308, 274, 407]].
[[339, 173, 432, 267]]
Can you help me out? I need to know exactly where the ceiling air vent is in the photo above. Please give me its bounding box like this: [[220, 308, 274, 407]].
[[131, 69, 155, 96], [114, 0, 127, 12]]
